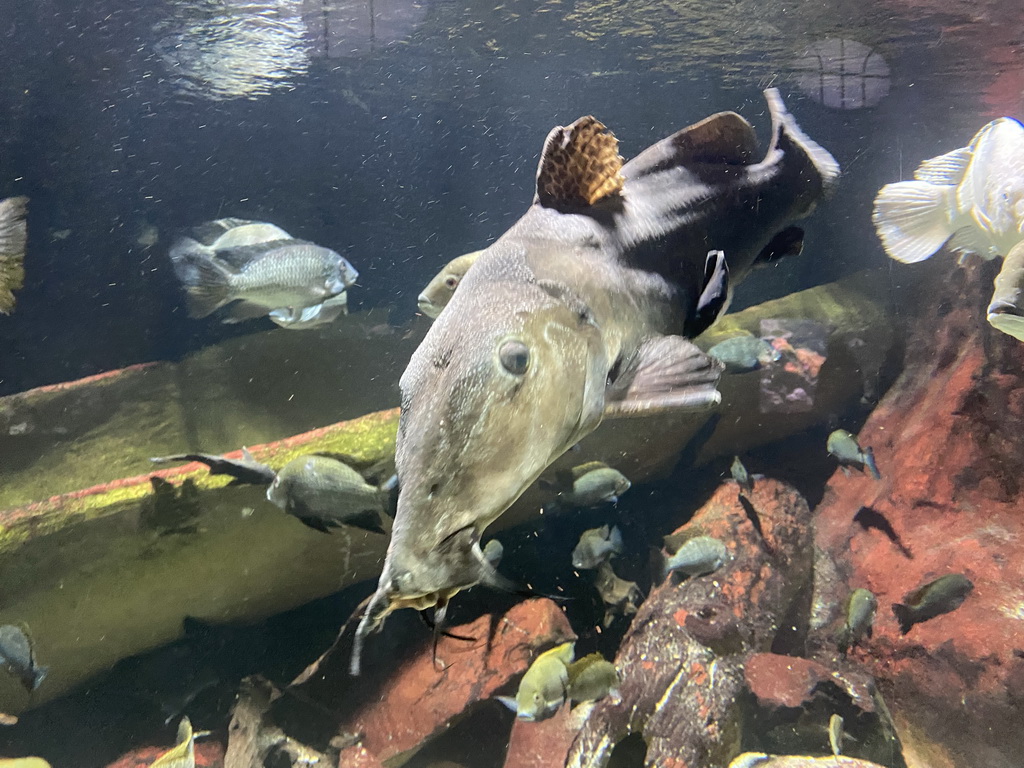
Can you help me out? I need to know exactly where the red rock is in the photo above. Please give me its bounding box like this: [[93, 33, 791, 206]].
[[338, 598, 575, 765], [502, 701, 580, 768], [814, 261, 1024, 767], [745, 654, 833, 709], [103, 741, 224, 768], [335, 743, 387, 768]]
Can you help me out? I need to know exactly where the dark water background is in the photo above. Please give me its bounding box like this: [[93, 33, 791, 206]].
[[0, 0, 1021, 763], [0, 0, 1019, 395]]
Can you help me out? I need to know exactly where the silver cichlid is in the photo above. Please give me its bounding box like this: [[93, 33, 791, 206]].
[[566, 653, 620, 704], [498, 641, 575, 722], [873, 118, 1024, 341], [662, 535, 729, 581], [0, 196, 28, 315], [0, 624, 47, 692], [417, 250, 484, 318], [552, 462, 631, 508], [169, 217, 292, 285], [267, 455, 389, 535], [708, 334, 782, 374], [181, 240, 358, 321], [892, 573, 973, 634], [572, 524, 623, 570], [826, 429, 881, 479], [837, 588, 876, 653]]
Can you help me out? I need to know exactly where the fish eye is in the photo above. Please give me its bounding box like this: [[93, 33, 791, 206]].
[[444, 276, 459, 289], [499, 340, 530, 375]]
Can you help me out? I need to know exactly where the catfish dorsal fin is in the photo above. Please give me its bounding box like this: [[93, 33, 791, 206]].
[[534, 116, 624, 210], [622, 112, 758, 179]]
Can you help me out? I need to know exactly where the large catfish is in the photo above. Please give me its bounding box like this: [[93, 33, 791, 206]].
[[351, 89, 838, 672]]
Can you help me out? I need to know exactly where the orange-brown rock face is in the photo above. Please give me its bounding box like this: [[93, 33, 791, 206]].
[[814, 261, 1024, 768], [336, 598, 575, 766]]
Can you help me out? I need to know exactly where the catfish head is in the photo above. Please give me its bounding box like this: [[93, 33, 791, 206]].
[[349, 270, 611, 673], [389, 273, 610, 601]]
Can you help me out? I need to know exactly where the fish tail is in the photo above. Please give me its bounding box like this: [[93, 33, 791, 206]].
[[183, 255, 234, 318], [763, 88, 841, 200], [872, 180, 958, 263], [608, 525, 624, 556], [863, 447, 882, 480], [168, 236, 214, 285], [891, 603, 915, 635], [0, 196, 28, 314]]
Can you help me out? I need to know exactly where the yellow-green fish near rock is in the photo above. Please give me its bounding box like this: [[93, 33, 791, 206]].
[[837, 587, 877, 653], [873, 117, 1024, 340], [892, 573, 973, 634], [0, 196, 28, 314], [418, 250, 484, 318], [566, 653, 620, 704], [826, 429, 881, 480], [350, 89, 838, 673], [497, 641, 575, 722], [150, 717, 205, 768]]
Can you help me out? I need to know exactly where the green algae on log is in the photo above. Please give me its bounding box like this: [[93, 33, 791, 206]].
[[0, 272, 894, 711]]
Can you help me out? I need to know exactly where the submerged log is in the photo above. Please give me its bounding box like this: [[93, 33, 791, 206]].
[[0, 272, 894, 711]]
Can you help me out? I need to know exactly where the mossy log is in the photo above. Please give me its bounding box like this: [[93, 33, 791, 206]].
[[0, 271, 894, 711]]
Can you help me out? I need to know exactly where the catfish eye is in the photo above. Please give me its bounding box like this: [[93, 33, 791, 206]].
[[499, 340, 529, 375], [444, 276, 459, 289]]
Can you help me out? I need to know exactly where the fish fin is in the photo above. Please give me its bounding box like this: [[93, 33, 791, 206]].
[[221, 300, 272, 324], [949, 226, 999, 260], [28, 665, 47, 692], [863, 447, 882, 480], [184, 257, 234, 318], [552, 641, 576, 665], [685, 249, 731, 337], [495, 695, 519, 713], [534, 116, 625, 210], [914, 147, 971, 186], [608, 526, 624, 556], [344, 509, 388, 535], [763, 88, 841, 199], [755, 226, 804, 264], [0, 196, 28, 314], [872, 180, 957, 263], [891, 603, 915, 635], [295, 514, 336, 534], [765, 87, 835, 202], [605, 336, 723, 417], [622, 111, 758, 178], [168, 237, 214, 285]]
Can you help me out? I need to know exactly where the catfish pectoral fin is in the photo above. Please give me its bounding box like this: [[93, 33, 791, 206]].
[[605, 336, 724, 418]]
